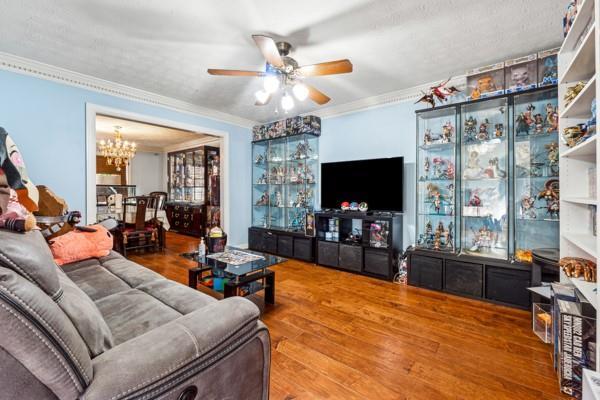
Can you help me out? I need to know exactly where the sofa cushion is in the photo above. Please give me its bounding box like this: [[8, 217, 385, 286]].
[[62, 251, 216, 344], [0, 230, 60, 298], [56, 268, 114, 357]]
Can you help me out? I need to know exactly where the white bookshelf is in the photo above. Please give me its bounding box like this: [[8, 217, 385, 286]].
[[558, 0, 599, 370]]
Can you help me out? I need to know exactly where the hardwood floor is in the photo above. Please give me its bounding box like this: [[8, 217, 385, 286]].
[[130, 232, 567, 400]]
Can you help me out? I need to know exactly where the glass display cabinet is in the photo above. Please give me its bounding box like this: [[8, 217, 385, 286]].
[[416, 107, 458, 252], [513, 88, 559, 262], [168, 148, 205, 203], [252, 133, 319, 232], [460, 97, 509, 259]]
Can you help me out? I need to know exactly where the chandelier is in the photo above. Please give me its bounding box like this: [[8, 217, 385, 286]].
[[97, 126, 136, 172]]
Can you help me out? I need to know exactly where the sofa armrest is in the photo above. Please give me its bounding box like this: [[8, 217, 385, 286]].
[[82, 297, 270, 400]]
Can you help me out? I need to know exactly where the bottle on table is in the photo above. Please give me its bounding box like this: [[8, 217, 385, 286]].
[[198, 238, 207, 257]]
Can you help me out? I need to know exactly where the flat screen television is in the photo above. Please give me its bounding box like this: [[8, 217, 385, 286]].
[[321, 157, 403, 212]]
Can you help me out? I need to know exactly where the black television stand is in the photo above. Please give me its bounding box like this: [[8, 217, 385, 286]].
[[314, 211, 403, 280]]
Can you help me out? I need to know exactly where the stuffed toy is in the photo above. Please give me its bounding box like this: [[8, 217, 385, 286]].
[[0, 128, 39, 212], [49, 224, 114, 266]]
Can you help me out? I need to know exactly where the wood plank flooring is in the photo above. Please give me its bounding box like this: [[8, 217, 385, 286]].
[[130, 232, 567, 400]]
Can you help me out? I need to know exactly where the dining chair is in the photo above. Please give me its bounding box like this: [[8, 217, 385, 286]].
[[116, 196, 160, 257], [149, 191, 168, 210]]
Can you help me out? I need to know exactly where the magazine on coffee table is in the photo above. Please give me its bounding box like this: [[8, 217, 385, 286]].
[[206, 250, 265, 266]]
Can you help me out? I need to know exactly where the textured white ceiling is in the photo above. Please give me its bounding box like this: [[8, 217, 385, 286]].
[[0, 0, 565, 123], [96, 115, 213, 150]]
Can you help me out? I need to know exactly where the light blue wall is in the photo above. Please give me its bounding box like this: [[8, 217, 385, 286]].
[[320, 101, 418, 250], [0, 69, 251, 246]]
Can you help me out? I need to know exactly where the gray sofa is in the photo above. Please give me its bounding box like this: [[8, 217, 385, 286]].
[[0, 230, 270, 400]]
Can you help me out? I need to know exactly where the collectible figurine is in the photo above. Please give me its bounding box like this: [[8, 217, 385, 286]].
[[494, 123, 504, 138], [545, 103, 559, 132], [427, 183, 443, 214], [415, 78, 461, 108], [516, 112, 530, 136], [562, 125, 587, 147], [546, 142, 559, 175], [564, 81, 586, 107], [424, 157, 430, 174], [483, 157, 506, 179], [464, 116, 478, 142], [520, 194, 537, 219], [254, 153, 265, 164], [559, 257, 597, 283], [441, 121, 454, 143], [433, 231, 441, 251], [533, 114, 544, 134], [468, 190, 482, 207], [538, 179, 560, 219], [542, 57, 558, 85], [445, 222, 454, 249], [425, 220, 433, 236], [432, 157, 446, 179], [436, 221, 445, 235], [471, 76, 497, 100], [525, 104, 536, 125], [423, 129, 433, 145], [256, 173, 267, 184], [463, 151, 483, 179], [446, 160, 455, 179], [477, 119, 490, 141], [415, 92, 436, 108], [255, 191, 269, 206]]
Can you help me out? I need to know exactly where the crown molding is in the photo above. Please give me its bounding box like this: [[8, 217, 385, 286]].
[[310, 76, 467, 119], [0, 51, 256, 129]]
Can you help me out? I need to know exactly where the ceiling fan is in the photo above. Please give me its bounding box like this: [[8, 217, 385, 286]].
[[208, 35, 353, 110]]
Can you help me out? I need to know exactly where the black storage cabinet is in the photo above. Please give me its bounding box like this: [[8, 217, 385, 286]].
[[248, 227, 315, 262], [407, 248, 532, 309]]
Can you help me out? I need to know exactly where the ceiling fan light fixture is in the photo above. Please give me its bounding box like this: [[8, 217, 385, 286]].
[[292, 83, 309, 101], [263, 75, 280, 94], [255, 90, 270, 104], [281, 92, 295, 111]]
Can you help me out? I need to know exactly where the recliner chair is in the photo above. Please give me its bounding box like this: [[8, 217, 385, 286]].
[[0, 229, 270, 400]]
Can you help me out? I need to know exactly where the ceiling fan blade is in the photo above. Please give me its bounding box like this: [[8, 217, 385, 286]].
[[297, 59, 353, 77], [305, 84, 331, 105], [207, 69, 266, 77], [255, 93, 272, 106], [252, 35, 285, 69]]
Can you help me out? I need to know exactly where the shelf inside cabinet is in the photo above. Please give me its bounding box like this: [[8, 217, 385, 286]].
[[560, 0, 595, 56], [560, 76, 596, 119], [559, 24, 596, 84], [567, 276, 598, 309], [560, 135, 597, 158], [563, 197, 598, 205], [563, 232, 598, 258]]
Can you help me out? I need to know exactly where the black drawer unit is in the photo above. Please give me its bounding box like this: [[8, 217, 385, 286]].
[[338, 244, 363, 272], [263, 231, 278, 254], [293, 237, 313, 262], [317, 241, 339, 267], [485, 267, 531, 308], [409, 254, 443, 290], [444, 260, 483, 298], [364, 248, 390, 277], [277, 235, 294, 258], [248, 227, 315, 262]]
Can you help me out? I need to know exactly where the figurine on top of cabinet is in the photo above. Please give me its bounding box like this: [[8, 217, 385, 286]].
[[510, 66, 531, 88], [470, 76, 497, 100], [464, 116, 477, 142], [477, 119, 490, 141], [545, 103, 559, 132], [441, 121, 454, 143]]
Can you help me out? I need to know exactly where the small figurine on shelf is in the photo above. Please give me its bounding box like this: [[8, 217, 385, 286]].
[[537, 179, 560, 219], [545, 142, 559, 175], [468, 191, 482, 207], [432, 157, 446, 180], [477, 119, 490, 141], [464, 116, 477, 142], [305, 165, 316, 184], [430, 190, 443, 214], [463, 151, 483, 179], [446, 160, 455, 179], [425, 220, 433, 236], [534, 114, 544, 134], [483, 157, 506, 179], [254, 153, 265, 164], [564, 81, 586, 107], [272, 191, 283, 208], [494, 123, 504, 138], [520, 194, 537, 219], [255, 191, 269, 206], [441, 121, 454, 143], [256, 173, 268, 184], [433, 231, 441, 251], [423, 129, 433, 145], [424, 157, 430, 175], [516, 112, 530, 136], [436, 221, 445, 235], [289, 210, 306, 231], [446, 222, 454, 249], [545, 103, 559, 133]]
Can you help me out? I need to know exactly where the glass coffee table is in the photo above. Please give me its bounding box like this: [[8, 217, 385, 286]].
[[181, 247, 285, 304]]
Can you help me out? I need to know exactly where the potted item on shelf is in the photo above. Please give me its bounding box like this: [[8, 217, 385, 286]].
[[504, 54, 538, 94], [466, 62, 505, 100], [537, 48, 559, 86]]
